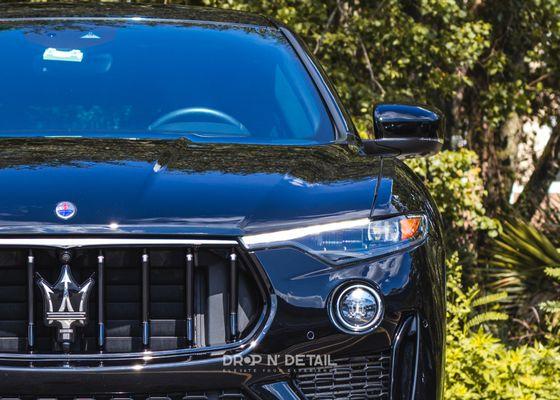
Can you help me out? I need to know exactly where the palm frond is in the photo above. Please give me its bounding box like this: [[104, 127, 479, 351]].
[[472, 292, 508, 307], [544, 267, 560, 279], [465, 311, 508, 330], [540, 301, 560, 313], [484, 217, 560, 310]]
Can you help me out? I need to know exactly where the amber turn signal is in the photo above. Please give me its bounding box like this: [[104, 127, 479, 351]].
[[400, 216, 422, 240]]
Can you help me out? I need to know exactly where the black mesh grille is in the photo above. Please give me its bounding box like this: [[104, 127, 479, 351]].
[[0, 243, 263, 359], [295, 352, 391, 400]]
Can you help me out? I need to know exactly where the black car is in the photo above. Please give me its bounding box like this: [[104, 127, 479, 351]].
[[0, 3, 445, 400]]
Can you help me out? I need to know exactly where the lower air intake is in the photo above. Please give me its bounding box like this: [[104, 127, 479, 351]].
[[295, 351, 391, 400]]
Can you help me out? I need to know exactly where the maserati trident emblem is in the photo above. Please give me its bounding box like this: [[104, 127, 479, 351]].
[[36, 264, 94, 351], [55, 201, 77, 220]]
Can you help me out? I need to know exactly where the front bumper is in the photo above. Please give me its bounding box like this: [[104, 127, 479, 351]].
[[0, 238, 445, 400]]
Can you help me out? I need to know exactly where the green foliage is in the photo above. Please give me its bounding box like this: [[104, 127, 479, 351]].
[[540, 300, 560, 314], [407, 149, 499, 260], [486, 217, 560, 319], [464, 312, 508, 331], [490, 218, 560, 271], [539, 266, 560, 344], [445, 254, 560, 400], [425, 163, 560, 398], [543, 267, 560, 281], [446, 253, 508, 335], [472, 292, 508, 308], [446, 333, 560, 399]]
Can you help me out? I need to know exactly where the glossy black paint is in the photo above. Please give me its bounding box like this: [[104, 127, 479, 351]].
[[363, 104, 444, 157], [0, 3, 445, 399], [0, 139, 379, 234]]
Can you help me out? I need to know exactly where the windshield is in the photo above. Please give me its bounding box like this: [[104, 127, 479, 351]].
[[0, 20, 335, 144]]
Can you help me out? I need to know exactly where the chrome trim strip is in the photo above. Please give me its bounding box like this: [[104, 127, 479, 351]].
[[0, 238, 237, 248]]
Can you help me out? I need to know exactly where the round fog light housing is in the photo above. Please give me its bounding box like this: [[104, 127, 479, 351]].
[[329, 283, 383, 334]]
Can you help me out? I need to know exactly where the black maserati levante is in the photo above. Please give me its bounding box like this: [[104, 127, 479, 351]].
[[0, 3, 445, 400]]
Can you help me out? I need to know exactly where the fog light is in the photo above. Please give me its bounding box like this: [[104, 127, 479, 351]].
[[329, 283, 383, 334]]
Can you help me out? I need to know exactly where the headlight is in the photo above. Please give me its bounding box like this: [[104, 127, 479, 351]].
[[241, 214, 427, 264]]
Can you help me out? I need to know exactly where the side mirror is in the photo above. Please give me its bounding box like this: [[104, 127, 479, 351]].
[[362, 103, 444, 157]]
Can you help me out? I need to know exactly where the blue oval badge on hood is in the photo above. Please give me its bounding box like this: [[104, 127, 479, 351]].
[[55, 201, 77, 220]]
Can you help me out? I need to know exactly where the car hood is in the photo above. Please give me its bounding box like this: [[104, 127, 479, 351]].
[[0, 138, 380, 236]]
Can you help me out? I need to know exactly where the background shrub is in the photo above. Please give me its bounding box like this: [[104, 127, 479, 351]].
[[445, 254, 560, 400], [407, 149, 499, 263]]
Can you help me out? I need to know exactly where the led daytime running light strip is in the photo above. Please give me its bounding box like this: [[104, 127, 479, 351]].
[[241, 218, 371, 248]]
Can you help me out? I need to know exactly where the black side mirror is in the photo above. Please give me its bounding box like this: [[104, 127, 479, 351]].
[[362, 103, 444, 157]]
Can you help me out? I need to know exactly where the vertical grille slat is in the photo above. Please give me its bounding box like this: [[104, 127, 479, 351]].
[[0, 242, 264, 361], [228, 250, 239, 342], [185, 251, 195, 347], [142, 250, 150, 349], [97, 251, 105, 351], [26, 250, 35, 352]]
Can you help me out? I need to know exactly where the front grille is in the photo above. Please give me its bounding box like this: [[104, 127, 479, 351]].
[[295, 351, 391, 400], [0, 239, 265, 362], [0, 389, 247, 400]]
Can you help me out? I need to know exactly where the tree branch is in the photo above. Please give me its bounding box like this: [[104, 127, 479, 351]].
[[313, 3, 340, 55], [333, 1, 385, 97], [515, 123, 560, 219], [358, 37, 386, 96], [527, 72, 552, 88]]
